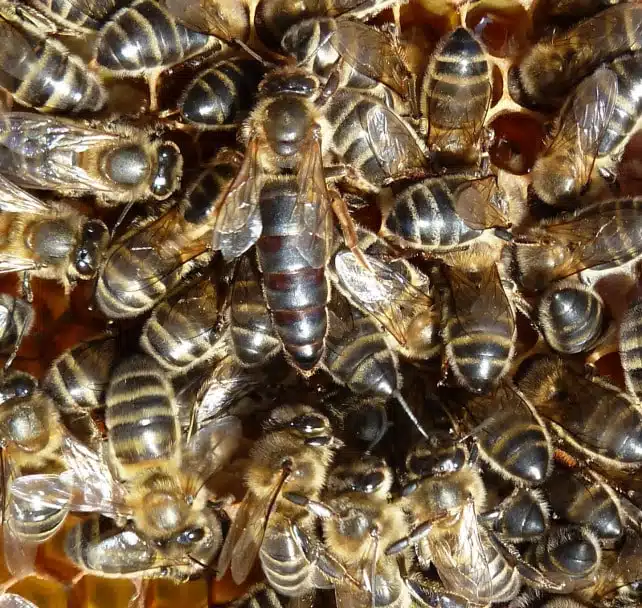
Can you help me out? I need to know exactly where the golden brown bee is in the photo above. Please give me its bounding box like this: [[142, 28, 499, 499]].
[[216, 404, 339, 592], [517, 4, 642, 107], [24, 0, 125, 33], [620, 293, 642, 403], [0, 2, 106, 113], [96, 148, 241, 319], [0, 113, 183, 206], [92, 0, 224, 111], [421, 26, 492, 168], [380, 173, 511, 253], [0, 178, 108, 294], [518, 356, 642, 471], [0, 293, 33, 368], [514, 198, 642, 292], [537, 280, 604, 354]]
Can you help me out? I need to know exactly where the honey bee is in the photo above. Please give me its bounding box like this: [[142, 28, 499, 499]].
[[178, 57, 265, 128], [457, 382, 553, 485], [140, 271, 228, 376], [0, 177, 108, 294], [0, 2, 106, 113], [286, 455, 413, 608], [514, 198, 642, 292], [281, 17, 415, 113], [537, 280, 604, 354], [432, 246, 516, 394], [380, 173, 511, 253], [216, 404, 340, 591], [0, 294, 33, 368], [518, 4, 642, 107], [517, 356, 642, 470], [229, 253, 281, 368], [529, 526, 602, 593], [421, 26, 492, 168], [480, 488, 550, 543], [24, 0, 125, 33], [620, 293, 642, 402], [92, 0, 224, 111], [543, 0, 628, 21], [543, 466, 625, 544], [531, 67, 618, 206], [0, 112, 183, 206], [96, 148, 241, 319]]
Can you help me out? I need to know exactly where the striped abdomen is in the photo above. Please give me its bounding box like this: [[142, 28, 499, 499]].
[[105, 354, 179, 480], [599, 51, 642, 156], [476, 530, 521, 603], [26, 0, 126, 31], [229, 585, 286, 608], [230, 254, 280, 367], [9, 481, 69, 543], [538, 282, 604, 354], [256, 179, 329, 373], [384, 177, 483, 251], [179, 58, 264, 126], [0, 24, 105, 112], [422, 27, 490, 159], [620, 298, 642, 401], [94, 0, 219, 74], [141, 278, 223, 374]]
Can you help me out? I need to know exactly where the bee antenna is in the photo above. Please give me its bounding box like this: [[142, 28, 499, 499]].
[[233, 39, 276, 68], [187, 554, 217, 578], [393, 391, 429, 440]]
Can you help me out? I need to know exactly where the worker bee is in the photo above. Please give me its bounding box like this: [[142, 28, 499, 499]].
[[432, 246, 516, 394], [285, 455, 413, 608], [229, 252, 281, 368], [517, 4, 642, 107], [96, 148, 241, 319], [620, 293, 642, 402], [0, 1, 106, 113], [0, 294, 33, 368], [480, 488, 550, 543], [178, 57, 265, 128], [514, 198, 642, 292], [0, 112, 183, 206], [380, 173, 511, 253], [457, 382, 553, 485], [216, 404, 340, 591], [421, 26, 493, 168], [529, 526, 602, 593], [140, 270, 228, 376], [92, 0, 224, 111], [537, 280, 604, 354], [532, 67, 618, 206], [0, 177, 108, 294], [24, 0, 125, 33], [543, 466, 625, 544], [281, 17, 415, 112], [517, 356, 642, 470]]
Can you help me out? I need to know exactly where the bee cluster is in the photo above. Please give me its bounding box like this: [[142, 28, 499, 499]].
[[0, 0, 641, 607]]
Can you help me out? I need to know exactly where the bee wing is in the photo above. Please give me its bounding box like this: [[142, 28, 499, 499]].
[[332, 250, 433, 347], [0, 113, 117, 191], [9, 474, 73, 511], [361, 103, 428, 178], [295, 130, 333, 267], [2, 527, 37, 579], [162, 0, 247, 40], [0, 173, 51, 214], [332, 21, 410, 98], [0, 20, 40, 85], [66, 0, 121, 21], [452, 176, 510, 231], [0, 254, 38, 274], [427, 501, 493, 604], [335, 583, 371, 608], [0, 594, 39, 608], [212, 137, 263, 261]]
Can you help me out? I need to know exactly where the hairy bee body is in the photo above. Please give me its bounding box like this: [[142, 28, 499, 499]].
[[619, 296, 642, 401], [25, 0, 124, 32], [179, 58, 264, 127], [481, 488, 550, 542]]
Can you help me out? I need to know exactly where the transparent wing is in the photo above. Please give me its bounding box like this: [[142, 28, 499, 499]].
[[0, 173, 50, 214], [0, 594, 39, 608], [68, 0, 123, 21], [0, 20, 40, 84], [332, 250, 433, 347], [427, 501, 493, 604], [0, 254, 38, 274], [452, 176, 511, 230], [2, 527, 37, 579], [362, 104, 428, 178], [162, 0, 249, 41], [211, 137, 263, 260], [9, 474, 73, 510]]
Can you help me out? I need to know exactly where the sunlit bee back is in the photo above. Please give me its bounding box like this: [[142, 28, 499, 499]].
[[105, 354, 179, 481], [538, 281, 604, 354], [25, 0, 127, 32], [0, 8, 105, 112], [230, 253, 281, 367], [422, 27, 491, 166], [179, 57, 264, 127]]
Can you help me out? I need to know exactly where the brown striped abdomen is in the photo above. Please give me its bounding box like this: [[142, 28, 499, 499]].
[[620, 299, 642, 401]]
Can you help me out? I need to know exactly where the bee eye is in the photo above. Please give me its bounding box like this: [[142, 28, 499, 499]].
[[176, 527, 205, 545]]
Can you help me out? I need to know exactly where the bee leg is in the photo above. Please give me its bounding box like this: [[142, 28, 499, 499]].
[[146, 70, 163, 113], [19, 272, 33, 303], [129, 578, 149, 608], [585, 321, 618, 372], [330, 191, 373, 272]]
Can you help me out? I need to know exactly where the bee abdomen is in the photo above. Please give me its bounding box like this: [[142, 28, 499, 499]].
[[620, 299, 642, 399], [180, 58, 264, 126], [94, 0, 217, 73], [105, 355, 179, 473], [260, 526, 311, 596], [484, 538, 522, 602]]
